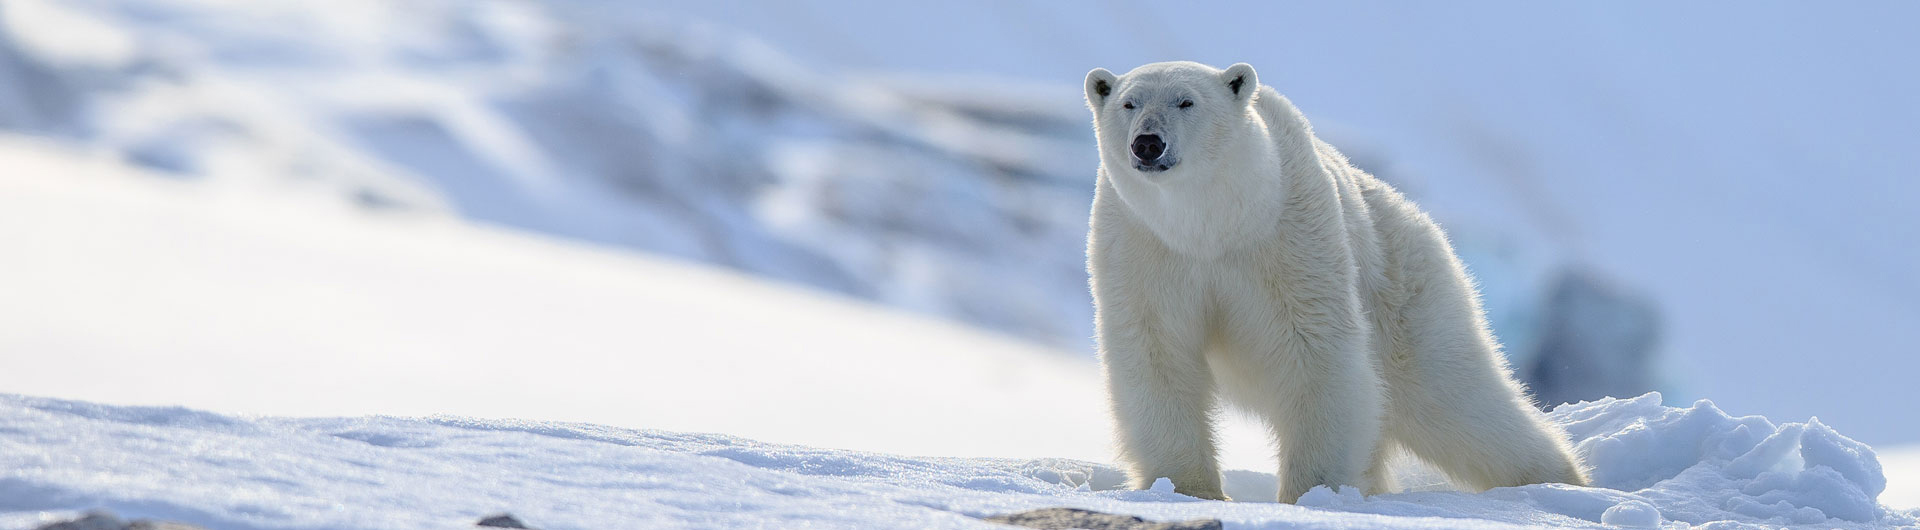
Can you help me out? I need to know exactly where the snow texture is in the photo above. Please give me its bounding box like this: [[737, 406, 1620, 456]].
[[1, 393, 1914, 530], [1600, 500, 1660, 528]]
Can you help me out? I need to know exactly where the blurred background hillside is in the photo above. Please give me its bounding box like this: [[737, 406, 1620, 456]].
[[0, 0, 1915, 458]]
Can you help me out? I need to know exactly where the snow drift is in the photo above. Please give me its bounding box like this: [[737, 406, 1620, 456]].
[[1, 393, 1913, 529]]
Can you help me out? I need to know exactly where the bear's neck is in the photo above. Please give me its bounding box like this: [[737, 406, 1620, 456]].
[[1110, 111, 1292, 260]]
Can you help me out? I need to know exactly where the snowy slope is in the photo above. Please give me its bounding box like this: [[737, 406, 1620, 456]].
[[0, 0, 1106, 352], [3, 392, 1916, 529], [0, 135, 1121, 463], [0, 132, 1349, 477]]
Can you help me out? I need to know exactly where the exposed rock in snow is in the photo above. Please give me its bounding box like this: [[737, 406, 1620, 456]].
[[983, 507, 1221, 530], [474, 513, 533, 529], [30, 511, 205, 530], [1525, 268, 1661, 407]]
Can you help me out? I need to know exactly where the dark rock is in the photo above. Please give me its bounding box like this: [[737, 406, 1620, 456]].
[[32, 512, 122, 530], [1524, 268, 1661, 408], [33, 511, 205, 530], [476, 513, 534, 529], [123, 522, 203, 530], [983, 507, 1221, 530]]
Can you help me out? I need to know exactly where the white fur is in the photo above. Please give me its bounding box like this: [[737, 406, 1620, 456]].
[[1085, 61, 1589, 503]]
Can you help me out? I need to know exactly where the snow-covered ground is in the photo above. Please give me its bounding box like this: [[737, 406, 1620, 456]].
[[3, 392, 1916, 529]]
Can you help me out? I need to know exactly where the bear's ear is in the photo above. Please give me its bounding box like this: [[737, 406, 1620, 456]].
[[1222, 63, 1257, 103], [1085, 68, 1117, 109]]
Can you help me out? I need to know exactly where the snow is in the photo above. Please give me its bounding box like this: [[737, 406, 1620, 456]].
[[1600, 500, 1660, 528], [1881, 447, 1920, 511], [0, 131, 1272, 473], [2, 392, 1915, 529], [0, 0, 135, 69], [0, 134, 1126, 464], [3, 130, 1341, 475]]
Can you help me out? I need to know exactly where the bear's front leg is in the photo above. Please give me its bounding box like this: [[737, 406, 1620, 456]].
[[1095, 282, 1224, 500], [1103, 339, 1226, 500]]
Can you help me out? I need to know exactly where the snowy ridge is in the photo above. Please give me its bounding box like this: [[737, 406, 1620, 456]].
[[1, 393, 1913, 529]]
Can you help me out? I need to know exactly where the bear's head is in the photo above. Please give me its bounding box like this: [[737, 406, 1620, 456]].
[[1086, 61, 1258, 178]]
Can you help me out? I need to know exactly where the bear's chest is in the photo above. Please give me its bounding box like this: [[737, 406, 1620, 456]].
[[1102, 178, 1286, 261], [1190, 247, 1376, 346]]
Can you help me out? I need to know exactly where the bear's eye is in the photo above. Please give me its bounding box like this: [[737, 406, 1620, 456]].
[[1122, 101, 1134, 110], [1179, 100, 1193, 108]]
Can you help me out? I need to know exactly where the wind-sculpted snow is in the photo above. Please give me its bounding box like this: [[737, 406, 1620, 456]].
[[1557, 393, 1890, 525], [0, 394, 1911, 529]]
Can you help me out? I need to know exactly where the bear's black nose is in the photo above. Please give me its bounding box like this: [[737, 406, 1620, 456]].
[[1131, 134, 1165, 163]]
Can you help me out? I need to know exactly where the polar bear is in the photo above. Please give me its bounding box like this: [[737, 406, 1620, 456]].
[[1084, 61, 1589, 503]]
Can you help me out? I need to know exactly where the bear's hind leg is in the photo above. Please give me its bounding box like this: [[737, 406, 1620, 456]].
[[1363, 439, 1400, 495], [1380, 352, 1589, 490], [1380, 220, 1589, 490]]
